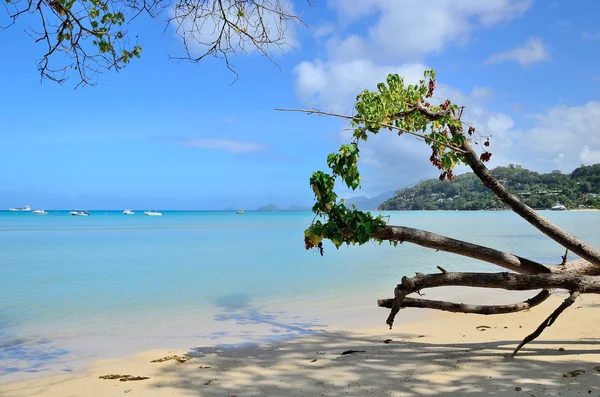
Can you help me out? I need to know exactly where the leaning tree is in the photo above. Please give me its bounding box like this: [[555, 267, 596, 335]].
[[279, 70, 600, 357]]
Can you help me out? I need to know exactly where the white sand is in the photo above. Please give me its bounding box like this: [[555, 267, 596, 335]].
[[2, 292, 599, 396]]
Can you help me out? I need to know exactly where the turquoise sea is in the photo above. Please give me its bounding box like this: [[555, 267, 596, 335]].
[[1, 210, 599, 382]]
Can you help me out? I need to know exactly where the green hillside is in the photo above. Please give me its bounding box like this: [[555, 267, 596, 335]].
[[379, 164, 600, 211]]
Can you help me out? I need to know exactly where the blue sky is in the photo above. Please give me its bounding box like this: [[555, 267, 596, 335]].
[[1, 0, 599, 209]]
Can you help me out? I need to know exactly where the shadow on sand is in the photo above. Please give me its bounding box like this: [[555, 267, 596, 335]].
[[141, 298, 600, 397], [145, 332, 600, 396], [0, 322, 70, 380]]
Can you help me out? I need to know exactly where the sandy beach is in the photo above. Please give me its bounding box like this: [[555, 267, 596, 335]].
[[2, 292, 599, 397]]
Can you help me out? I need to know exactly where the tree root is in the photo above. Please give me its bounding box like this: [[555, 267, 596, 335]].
[[510, 291, 580, 357]]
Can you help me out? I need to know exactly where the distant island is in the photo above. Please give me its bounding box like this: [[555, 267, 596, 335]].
[[379, 164, 600, 211], [256, 204, 280, 211]]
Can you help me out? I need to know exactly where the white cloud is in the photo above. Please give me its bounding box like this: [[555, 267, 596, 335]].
[[293, 59, 427, 112], [324, 0, 532, 62], [183, 138, 266, 153], [470, 87, 496, 102], [517, 102, 600, 166], [580, 146, 600, 165], [291, 0, 559, 194], [486, 37, 550, 66], [310, 23, 336, 39]]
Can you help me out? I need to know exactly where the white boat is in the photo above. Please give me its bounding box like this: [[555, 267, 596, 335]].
[[32, 209, 48, 215], [70, 210, 89, 216], [551, 203, 567, 211], [237, 209, 244, 214], [123, 209, 135, 215], [144, 210, 163, 216], [8, 205, 31, 212]]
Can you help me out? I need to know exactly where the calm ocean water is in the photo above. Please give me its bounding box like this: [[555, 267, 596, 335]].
[[1, 210, 599, 382]]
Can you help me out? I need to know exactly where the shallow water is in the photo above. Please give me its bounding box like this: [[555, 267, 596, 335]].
[[1, 210, 599, 382]]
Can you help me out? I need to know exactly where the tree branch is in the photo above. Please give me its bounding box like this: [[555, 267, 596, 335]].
[[390, 102, 452, 122], [553, 259, 600, 275], [168, 0, 308, 80], [456, 136, 600, 269], [294, 101, 600, 270], [510, 291, 579, 357], [373, 225, 550, 275], [274, 108, 466, 154], [384, 98, 600, 270], [377, 289, 552, 314], [383, 271, 599, 329]]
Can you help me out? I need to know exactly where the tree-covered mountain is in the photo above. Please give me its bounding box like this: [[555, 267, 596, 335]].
[[379, 164, 600, 211]]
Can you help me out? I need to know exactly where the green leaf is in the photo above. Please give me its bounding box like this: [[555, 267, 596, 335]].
[[305, 68, 471, 254]]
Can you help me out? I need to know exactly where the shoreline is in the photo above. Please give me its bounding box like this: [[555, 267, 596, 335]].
[[0, 287, 538, 385], [2, 292, 599, 396]]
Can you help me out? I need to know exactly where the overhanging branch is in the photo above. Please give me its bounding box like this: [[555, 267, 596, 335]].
[[274, 108, 466, 153], [373, 225, 550, 275]]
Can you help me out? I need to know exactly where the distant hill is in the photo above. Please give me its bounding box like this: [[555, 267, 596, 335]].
[[344, 191, 396, 210], [256, 204, 280, 211], [379, 164, 600, 211]]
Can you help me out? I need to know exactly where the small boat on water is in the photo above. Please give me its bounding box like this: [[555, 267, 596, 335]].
[[8, 205, 31, 212], [123, 209, 135, 215], [70, 210, 89, 216], [551, 203, 567, 211], [237, 209, 244, 214], [32, 209, 48, 215], [144, 210, 163, 216]]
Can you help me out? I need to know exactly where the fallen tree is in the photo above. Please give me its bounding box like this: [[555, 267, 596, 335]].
[[277, 70, 600, 357]]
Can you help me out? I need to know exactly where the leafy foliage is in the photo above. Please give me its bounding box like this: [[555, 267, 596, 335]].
[[351, 70, 490, 181], [2, 0, 307, 86], [3, 0, 148, 86], [305, 144, 387, 254], [305, 69, 491, 253], [380, 164, 600, 211]]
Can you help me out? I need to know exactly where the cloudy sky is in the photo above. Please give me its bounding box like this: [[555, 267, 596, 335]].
[[1, 0, 599, 209]]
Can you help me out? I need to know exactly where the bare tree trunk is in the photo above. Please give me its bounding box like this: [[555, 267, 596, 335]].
[[373, 225, 550, 274], [458, 137, 600, 268]]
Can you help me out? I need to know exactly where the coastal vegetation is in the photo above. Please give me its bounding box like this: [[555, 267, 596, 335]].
[[289, 69, 600, 356], [379, 164, 600, 211]]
